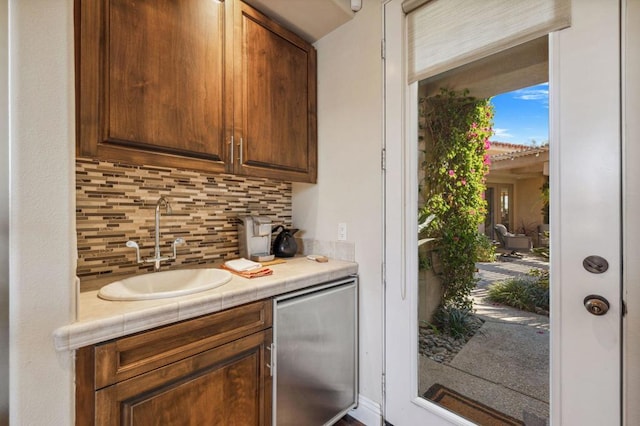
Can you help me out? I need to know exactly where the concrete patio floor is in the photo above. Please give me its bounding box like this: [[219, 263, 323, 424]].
[[419, 254, 550, 425]]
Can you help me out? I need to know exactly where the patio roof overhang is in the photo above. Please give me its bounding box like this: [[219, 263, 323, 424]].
[[488, 146, 549, 180]]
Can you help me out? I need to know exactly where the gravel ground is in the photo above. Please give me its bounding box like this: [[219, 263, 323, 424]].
[[418, 316, 484, 364]]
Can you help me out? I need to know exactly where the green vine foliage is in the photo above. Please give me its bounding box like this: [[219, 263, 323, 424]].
[[420, 89, 494, 310]]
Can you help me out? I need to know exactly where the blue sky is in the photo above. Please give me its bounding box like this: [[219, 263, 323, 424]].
[[490, 83, 549, 146]]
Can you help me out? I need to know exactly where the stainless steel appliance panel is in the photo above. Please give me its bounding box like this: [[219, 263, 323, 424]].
[[274, 278, 358, 426]]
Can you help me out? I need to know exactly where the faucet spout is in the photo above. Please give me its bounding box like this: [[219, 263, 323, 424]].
[[155, 197, 172, 264]]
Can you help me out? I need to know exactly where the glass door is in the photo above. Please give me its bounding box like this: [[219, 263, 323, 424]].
[[384, 1, 622, 425]]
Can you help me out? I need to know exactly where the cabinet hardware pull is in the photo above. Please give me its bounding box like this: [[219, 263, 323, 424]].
[[238, 137, 244, 164], [266, 343, 275, 377], [229, 135, 234, 165]]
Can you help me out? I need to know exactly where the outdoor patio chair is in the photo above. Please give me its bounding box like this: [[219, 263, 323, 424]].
[[494, 224, 532, 252]]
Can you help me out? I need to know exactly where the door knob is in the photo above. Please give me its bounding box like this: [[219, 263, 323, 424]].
[[584, 295, 610, 316]]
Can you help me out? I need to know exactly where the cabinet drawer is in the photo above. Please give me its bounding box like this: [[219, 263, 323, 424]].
[[91, 300, 272, 389]]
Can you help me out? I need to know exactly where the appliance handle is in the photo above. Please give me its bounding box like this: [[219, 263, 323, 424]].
[[266, 343, 275, 377]]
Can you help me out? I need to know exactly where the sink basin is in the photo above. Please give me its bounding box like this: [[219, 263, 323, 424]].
[[98, 268, 233, 301]]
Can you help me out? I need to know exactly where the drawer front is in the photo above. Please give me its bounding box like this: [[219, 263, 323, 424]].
[[93, 299, 272, 389]]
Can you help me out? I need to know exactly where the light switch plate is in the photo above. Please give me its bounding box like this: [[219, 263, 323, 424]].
[[338, 222, 347, 241]]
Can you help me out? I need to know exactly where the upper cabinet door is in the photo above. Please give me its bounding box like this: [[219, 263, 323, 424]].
[[77, 0, 230, 172], [233, 2, 318, 183]]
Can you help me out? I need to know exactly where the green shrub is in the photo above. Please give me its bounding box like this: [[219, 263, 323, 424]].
[[420, 89, 494, 310], [475, 233, 496, 262], [432, 305, 480, 339], [487, 269, 549, 312], [532, 246, 549, 259]]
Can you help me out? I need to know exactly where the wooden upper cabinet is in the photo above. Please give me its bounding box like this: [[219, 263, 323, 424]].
[[233, 2, 318, 183], [76, 0, 231, 172], [76, 0, 317, 182]]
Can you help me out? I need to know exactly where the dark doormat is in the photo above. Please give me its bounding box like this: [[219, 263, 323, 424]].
[[423, 384, 524, 426]]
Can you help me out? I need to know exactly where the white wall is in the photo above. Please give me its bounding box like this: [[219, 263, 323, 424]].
[[0, 0, 8, 423], [292, 1, 384, 412], [8, 0, 75, 425]]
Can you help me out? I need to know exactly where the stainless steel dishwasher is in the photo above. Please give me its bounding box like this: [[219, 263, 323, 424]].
[[273, 276, 358, 426]]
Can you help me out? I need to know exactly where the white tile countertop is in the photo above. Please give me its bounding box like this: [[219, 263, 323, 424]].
[[53, 256, 358, 352]]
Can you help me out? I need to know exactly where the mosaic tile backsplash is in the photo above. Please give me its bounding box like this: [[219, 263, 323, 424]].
[[76, 158, 292, 287]]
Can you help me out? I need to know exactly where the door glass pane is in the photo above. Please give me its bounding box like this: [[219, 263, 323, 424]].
[[500, 186, 511, 229], [417, 77, 550, 424]]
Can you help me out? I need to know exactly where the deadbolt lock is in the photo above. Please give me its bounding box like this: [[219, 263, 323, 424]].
[[583, 255, 609, 274], [584, 295, 610, 316]]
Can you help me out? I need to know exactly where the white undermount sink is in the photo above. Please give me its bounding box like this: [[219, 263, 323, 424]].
[[98, 268, 233, 301]]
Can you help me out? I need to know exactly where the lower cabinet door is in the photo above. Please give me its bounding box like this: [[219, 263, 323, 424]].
[[95, 329, 272, 426]]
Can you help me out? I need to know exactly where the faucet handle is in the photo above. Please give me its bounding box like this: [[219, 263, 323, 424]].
[[170, 238, 186, 260], [126, 240, 142, 264]]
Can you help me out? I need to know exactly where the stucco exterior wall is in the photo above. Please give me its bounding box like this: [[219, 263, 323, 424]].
[[514, 176, 546, 235]]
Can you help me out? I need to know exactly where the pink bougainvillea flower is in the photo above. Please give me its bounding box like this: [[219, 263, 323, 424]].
[[469, 209, 476, 215], [471, 122, 478, 128], [448, 169, 455, 176], [484, 139, 491, 150], [460, 179, 467, 186], [483, 155, 491, 165]]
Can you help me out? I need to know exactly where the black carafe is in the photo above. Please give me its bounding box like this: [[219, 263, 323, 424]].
[[272, 226, 299, 257]]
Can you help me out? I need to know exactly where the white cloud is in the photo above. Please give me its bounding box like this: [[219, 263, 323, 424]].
[[513, 84, 549, 104], [493, 128, 513, 139], [514, 88, 549, 102]]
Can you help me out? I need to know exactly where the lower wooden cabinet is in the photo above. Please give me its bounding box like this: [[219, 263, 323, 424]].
[[76, 301, 273, 425]]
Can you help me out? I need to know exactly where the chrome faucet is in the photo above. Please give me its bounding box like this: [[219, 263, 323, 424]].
[[126, 197, 185, 271]]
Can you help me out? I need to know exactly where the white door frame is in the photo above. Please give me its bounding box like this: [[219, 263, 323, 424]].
[[623, 0, 640, 424], [383, 0, 622, 424]]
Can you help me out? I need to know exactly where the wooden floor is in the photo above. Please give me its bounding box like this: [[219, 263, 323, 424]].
[[335, 414, 366, 426]]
